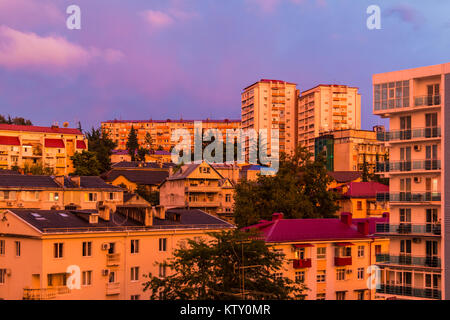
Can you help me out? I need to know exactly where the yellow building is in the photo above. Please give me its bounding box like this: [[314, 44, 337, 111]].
[[101, 119, 240, 152], [0, 207, 234, 300], [298, 85, 361, 154], [159, 161, 235, 220], [241, 79, 299, 159], [244, 212, 389, 300], [0, 174, 123, 211], [0, 123, 87, 175], [110, 150, 173, 164], [315, 128, 388, 172], [103, 169, 169, 193], [373, 63, 449, 300]]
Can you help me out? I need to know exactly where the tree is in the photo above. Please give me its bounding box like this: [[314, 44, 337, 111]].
[[137, 147, 149, 162], [361, 154, 370, 182], [143, 230, 306, 300], [126, 126, 139, 161], [23, 162, 54, 175], [135, 185, 159, 206], [0, 115, 32, 125], [71, 150, 101, 176], [85, 127, 117, 173], [234, 146, 339, 228], [144, 132, 153, 152]]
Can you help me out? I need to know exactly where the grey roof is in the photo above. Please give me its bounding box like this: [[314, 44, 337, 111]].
[[0, 174, 60, 188], [111, 161, 175, 169], [154, 208, 235, 228], [0, 169, 20, 175], [166, 163, 200, 180], [63, 176, 121, 190], [104, 170, 169, 186]]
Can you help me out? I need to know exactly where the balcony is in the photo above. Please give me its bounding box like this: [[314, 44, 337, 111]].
[[376, 284, 441, 300], [185, 185, 221, 193], [376, 192, 441, 203], [335, 257, 352, 266], [106, 283, 121, 295], [107, 253, 120, 266], [187, 200, 221, 207], [293, 258, 312, 269], [375, 254, 441, 268], [377, 127, 441, 142], [23, 286, 70, 300], [414, 95, 441, 107], [376, 223, 441, 236], [376, 160, 441, 173]]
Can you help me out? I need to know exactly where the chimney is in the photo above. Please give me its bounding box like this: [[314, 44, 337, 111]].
[[152, 206, 166, 220], [340, 212, 352, 226], [98, 206, 110, 221], [89, 213, 99, 224], [357, 221, 369, 235], [71, 176, 81, 187], [53, 176, 65, 187], [272, 213, 283, 221], [144, 207, 153, 226]]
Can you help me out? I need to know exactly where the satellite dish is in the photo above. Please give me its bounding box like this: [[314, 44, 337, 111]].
[[63, 122, 69, 128]]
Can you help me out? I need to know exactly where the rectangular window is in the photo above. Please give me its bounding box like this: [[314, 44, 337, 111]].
[[131, 267, 140, 281], [159, 238, 167, 252], [109, 271, 116, 283], [82, 242, 92, 257], [159, 264, 166, 278], [295, 271, 305, 283], [317, 270, 326, 283], [316, 293, 326, 300], [0, 240, 5, 255], [82, 271, 92, 286], [54, 243, 64, 258], [336, 291, 346, 300], [15, 241, 20, 257], [357, 245, 365, 258], [317, 247, 326, 259], [0, 269, 6, 284], [131, 295, 140, 300], [131, 240, 139, 254], [336, 269, 345, 281], [357, 268, 364, 280]]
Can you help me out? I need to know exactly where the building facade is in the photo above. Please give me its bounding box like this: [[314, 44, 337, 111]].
[[373, 62, 450, 300], [298, 85, 361, 154], [0, 124, 87, 175]]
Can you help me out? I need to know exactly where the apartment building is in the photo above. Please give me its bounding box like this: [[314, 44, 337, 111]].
[[101, 119, 241, 152], [0, 174, 123, 211], [0, 124, 87, 175], [315, 128, 388, 172], [241, 79, 298, 159], [298, 85, 361, 154], [159, 161, 235, 220], [243, 212, 389, 300], [110, 150, 172, 164], [0, 207, 234, 300], [373, 62, 450, 300]]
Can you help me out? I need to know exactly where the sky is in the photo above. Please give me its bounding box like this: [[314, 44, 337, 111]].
[[0, 0, 449, 130]]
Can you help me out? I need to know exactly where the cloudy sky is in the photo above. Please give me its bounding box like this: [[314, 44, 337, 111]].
[[0, 0, 449, 130]]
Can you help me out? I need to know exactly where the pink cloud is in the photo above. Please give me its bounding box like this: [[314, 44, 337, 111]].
[[141, 10, 174, 28], [0, 26, 123, 72], [0, 0, 64, 28]]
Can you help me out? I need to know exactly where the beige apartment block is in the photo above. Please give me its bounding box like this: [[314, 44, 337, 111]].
[[373, 62, 450, 300], [298, 85, 361, 154], [241, 79, 298, 159]]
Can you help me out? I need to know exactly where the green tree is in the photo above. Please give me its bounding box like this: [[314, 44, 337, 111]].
[[361, 154, 370, 182], [234, 146, 339, 228], [71, 150, 101, 176], [143, 230, 306, 300], [135, 185, 159, 205], [144, 132, 153, 152], [137, 147, 149, 162], [126, 126, 139, 161], [85, 127, 117, 173], [0, 115, 32, 125], [23, 162, 54, 175]]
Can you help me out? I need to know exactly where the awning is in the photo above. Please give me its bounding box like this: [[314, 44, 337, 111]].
[[335, 242, 354, 246], [293, 244, 314, 248], [45, 138, 65, 148], [76, 140, 87, 149], [0, 136, 20, 146]]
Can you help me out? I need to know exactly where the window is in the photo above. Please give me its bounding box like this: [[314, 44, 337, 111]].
[[336, 291, 346, 300], [317, 270, 326, 283], [131, 267, 140, 281], [317, 247, 326, 259], [316, 293, 326, 300], [159, 238, 167, 252], [356, 290, 365, 300], [357, 245, 365, 258], [225, 194, 231, 202], [86, 193, 98, 202], [131, 240, 139, 254], [54, 243, 64, 258], [159, 263, 167, 278], [273, 273, 283, 280], [82, 241, 92, 257], [108, 192, 116, 201], [109, 271, 116, 283], [15, 241, 20, 257], [357, 201, 363, 210], [357, 268, 364, 280], [49, 192, 59, 201], [82, 271, 92, 286], [0, 190, 16, 200], [336, 269, 346, 281], [131, 295, 140, 300], [0, 240, 4, 255], [295, 271, 305, 283]]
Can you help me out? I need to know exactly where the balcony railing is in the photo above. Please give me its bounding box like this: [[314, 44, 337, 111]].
[[293, 258, 312, 269], [376, 192, 441, 203], [335, 256, 352, 266], [376, 160, 441, 173], [376, 284, 441, 300], [414, 95, 441, 107], [107, 253, 120, 266], [106, 282, 121, 295], [377, 127, 441, 142], [376, 223, 441, 235], [375, 254, 441, 268], [23, 286, 70, 300]]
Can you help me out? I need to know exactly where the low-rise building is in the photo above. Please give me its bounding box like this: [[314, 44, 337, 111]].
[[103, 169, 169, 193]]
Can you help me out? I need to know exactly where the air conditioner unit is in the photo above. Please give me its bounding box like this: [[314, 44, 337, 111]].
[[17, 203, 23, 207], [414, 177, 422, 183], [101, 243, 110, 251], [413, 238, 422, 244], [414, 145, 421, 152], [6, 269, 11, 276], [346, 269, 353, 274], [101, 269, 109, 276], [6, 202, 13, 207]]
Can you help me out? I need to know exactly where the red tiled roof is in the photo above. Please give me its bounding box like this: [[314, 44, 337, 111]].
[[0, 136, 20, 146], [0, 124, 82, 135], [327, 171, 362, 183], [339, 182, 389, 198], [76, 140, 87, 149], [45, 138, 65, 148], [243, 216, 370, 243]]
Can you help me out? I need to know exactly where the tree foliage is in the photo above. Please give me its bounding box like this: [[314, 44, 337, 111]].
[[143, 230, 307, 300], [135, 185, 159, 206], [126, 126, 139, 161], [85, 127, 117, 173], [23, 162, 54, 175], [0, 115, 32, 126], [234, 146, 339, 228], [70, 150, 101, 176]]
